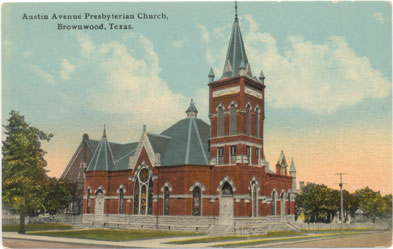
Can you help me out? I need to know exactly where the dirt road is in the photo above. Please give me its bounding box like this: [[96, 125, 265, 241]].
[[270, 230, 392, 248]]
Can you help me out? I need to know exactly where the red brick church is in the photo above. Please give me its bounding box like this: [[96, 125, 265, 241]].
[[62, 6, 298, 232]]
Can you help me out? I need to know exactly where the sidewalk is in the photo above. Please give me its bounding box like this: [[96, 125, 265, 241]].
[[2, 232, 216, 248]]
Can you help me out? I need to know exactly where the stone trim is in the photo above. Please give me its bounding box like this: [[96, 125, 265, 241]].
[[217, 176, 236, 193]]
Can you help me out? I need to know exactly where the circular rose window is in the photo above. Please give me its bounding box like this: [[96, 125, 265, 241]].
[[140, 168, 149, 182]]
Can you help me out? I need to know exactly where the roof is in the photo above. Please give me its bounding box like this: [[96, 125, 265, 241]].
[[221, 11, 253, 78], [276, 150, 288, 167], [86, 117, 210, 172], [185, 99, 198, 114], [86, 132, 115, 171], [160, 118, 210, 165], [289, 158, 296, 172]]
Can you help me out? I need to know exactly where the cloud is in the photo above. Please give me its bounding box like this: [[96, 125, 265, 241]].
[[172, 40, 184, 48], [70, 32, 201, 132], [60, 59, 75, 80], [373, 12, 384, 24], [27, 64, 55, 84], [197, 24, 210, 43], [201, 15, 391, 114]]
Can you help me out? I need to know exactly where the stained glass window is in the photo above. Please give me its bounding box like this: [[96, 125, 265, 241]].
[[246, 105, 250, 135], [218, 107, 224, 137], [193, 187, 201, 216], [255, 107, 260, 138], [134, 179, 139, 214], [119, 189, 124, 214], [86, 189, 91, 213], [148, 178, 153, 215], [229, 104, 236, 135], [164, 187, 170, 215]]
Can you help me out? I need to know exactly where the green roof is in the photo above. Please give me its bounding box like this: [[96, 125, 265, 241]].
[[86, 117, 210, 172]]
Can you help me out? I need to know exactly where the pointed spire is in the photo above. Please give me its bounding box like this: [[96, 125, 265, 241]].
[[186, 99, 198, 118], [102, 124, 107, 138], [221, 1, 253, 79], [259, 70, 265, 84], [235, 1, 238, 21], [208, 67, 215, 82], [289, 158, 296, 172]]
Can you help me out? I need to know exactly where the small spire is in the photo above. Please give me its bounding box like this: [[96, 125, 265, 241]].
[[235, 1, 238, 21], [143, 124, 146, 133], [208, 67, 215, 82], [102, 124, 107, 138], [186, 99, 198, 118], [290, 158, 296, 172], [259, 69, 265, 84]]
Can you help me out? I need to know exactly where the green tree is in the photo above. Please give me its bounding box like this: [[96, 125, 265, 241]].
[[381, 194, 392, 217], [353, 187, 384, 223], [44, 177, 76, 216], [2, 111, 53, 233], [295, 183, 340, 223]]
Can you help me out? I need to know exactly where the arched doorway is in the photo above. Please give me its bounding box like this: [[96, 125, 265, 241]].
[[95, 189, 105, 223], [219, 182, 234, 226]]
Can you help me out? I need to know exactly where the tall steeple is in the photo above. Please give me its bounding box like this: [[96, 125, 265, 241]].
[[222, 2, 253, 79]]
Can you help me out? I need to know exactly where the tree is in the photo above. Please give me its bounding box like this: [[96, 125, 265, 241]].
[[2, 111, 53, 234], [295, 183, 340, 223], [44, 177, 76, 216], [353, 187, 384, 223], [381, 194, 392, 217]]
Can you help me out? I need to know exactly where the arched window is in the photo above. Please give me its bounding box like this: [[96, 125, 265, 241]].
[[134, 167, 153, 215], [164, 187, 170, 215], [133, 178, 139, 214], [218, 106, 224, 137], [148, 178, 153, 215], [86, 189, 91, 214], [193, 187, 201, 216], [255, 107, 260, 138], [222, 182, 233, 196], [272, 191, 276, 215], [287, 193, 291, 215], [229, 104, 236, 135], [251, 182, 257, 217], [246, 105, 251, 135], [119, 189, 124, 214]]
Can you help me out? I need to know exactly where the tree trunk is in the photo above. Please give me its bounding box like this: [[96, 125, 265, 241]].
[[18, 213, 26, 234]]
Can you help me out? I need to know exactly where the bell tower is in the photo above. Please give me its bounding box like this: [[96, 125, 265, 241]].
[[208, 2, 266, 167]]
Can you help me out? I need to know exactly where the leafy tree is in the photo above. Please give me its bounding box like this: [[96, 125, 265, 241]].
[[2, 111, 53, 234], [381, 194, 392, 217], [295, 183, 340, 223], [353, 187, 384, 223], [44, 177, 76, 216]]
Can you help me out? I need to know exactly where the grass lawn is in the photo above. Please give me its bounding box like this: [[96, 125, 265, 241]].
[[3, 223, 73, 232], [168, 230, 305, 244], [28, 228, 200, 241]]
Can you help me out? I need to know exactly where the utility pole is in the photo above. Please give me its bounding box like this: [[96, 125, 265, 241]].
[[335, 173, 347, 232]]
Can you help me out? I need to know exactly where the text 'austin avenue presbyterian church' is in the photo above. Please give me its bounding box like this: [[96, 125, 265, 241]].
[[62, 5, 298, 233]]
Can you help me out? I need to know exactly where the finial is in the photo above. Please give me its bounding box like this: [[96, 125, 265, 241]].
[[103, 124, 107, 138], [143, 124, 146, 133], [208, 67, 215, 82], [235, 1, 238, 21], [259, 69, 265, 84]]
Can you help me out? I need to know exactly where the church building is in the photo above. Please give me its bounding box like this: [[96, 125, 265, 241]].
[[62, 5, 298, 233]]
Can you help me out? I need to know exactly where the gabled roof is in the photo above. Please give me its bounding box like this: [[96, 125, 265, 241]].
[[86, 130, 115, 172], [276, 150, 288, 167], [221, 10, 253, 78]]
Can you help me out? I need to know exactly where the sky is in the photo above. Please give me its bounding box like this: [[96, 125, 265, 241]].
[[2, 1, 392, 194]]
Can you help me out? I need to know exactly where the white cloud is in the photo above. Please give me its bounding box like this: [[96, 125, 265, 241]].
[[71, 32, 200, 132], [197, 24, 210, 43], [27, 64, 55, 84], [201, 15, 391, 114], [172, 40, 184, 48], [373, 12, 384, 24], [60, 59, 75, 80]]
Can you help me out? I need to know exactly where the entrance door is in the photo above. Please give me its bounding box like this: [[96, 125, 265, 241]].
[[95, 190, 104, 223], [219, 182, 234, 226]]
